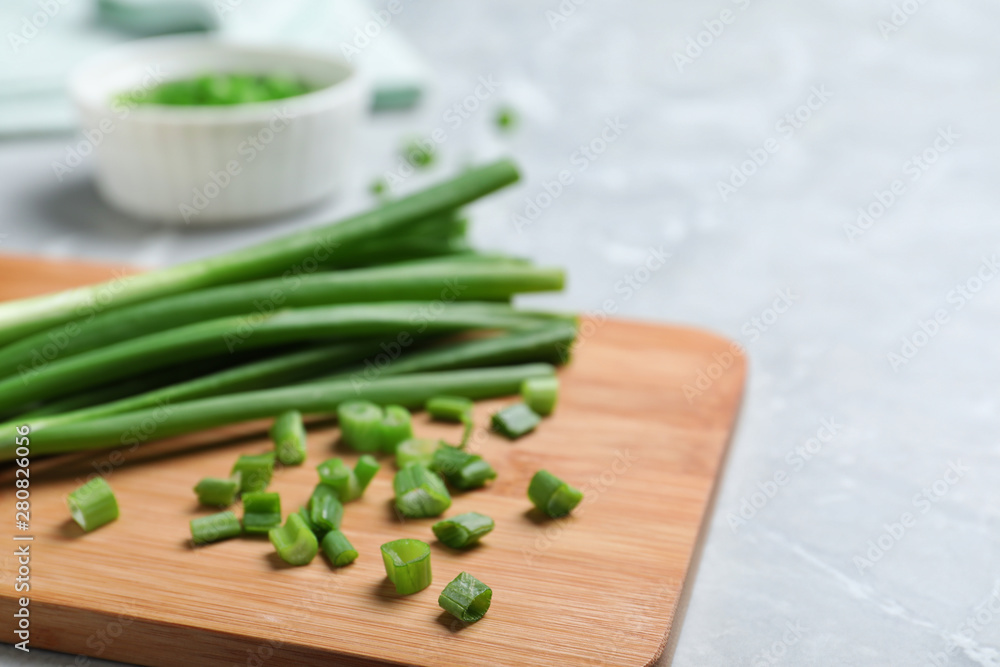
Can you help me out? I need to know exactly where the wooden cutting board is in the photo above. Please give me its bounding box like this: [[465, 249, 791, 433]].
[[0, 255, 745, 667]]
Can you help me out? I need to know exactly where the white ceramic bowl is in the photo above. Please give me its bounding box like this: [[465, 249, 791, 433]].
[[69, 36, 367, 225]]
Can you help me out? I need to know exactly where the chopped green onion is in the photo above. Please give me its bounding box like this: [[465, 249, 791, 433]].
[[317, 458, 360, 501], [269, 513, 319, 566], [379, 405, 413, 454], [338, 400, 384, 452], [431, 446, 497, 490], [270, 410, 307, 466], [190, 511, 242, 545], [297, 506, 322, 535], [438, 572, 492, 623], [231, 453, 275, 493], [432, 512, 494, 548], [394, 464, 452, 518], [66, 477, 119, 532], [396, 438, 442, 470], [380, 538, 432, 594], [193, 475, 240, 507], [528, 470, 583, 518], [491, 403, 541, 439], [321, 530, 359, 567], [308, 484, 344, 534], [426, 396, 474, 423], [521, 376, 558, 416], [354, 454, 380, 492], [241, 491, 282, 533]]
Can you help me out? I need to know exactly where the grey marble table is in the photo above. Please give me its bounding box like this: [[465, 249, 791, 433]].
[[3, 1, 1000, 665]]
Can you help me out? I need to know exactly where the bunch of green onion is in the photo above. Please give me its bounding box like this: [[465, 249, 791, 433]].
[[0, 159, 581, 460]]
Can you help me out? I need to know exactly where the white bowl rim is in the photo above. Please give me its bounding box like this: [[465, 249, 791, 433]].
[[68, 34, 366, 125]]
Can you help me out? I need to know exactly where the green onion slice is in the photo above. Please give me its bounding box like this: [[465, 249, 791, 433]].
[[308, 484, 344, 535], [231, 453, 275, 493], [431, 446, 497, 490], [321, 530, 359, 567], [338, 400, 384, 452], [193, 475, 240, 507], [521, 376, 558, 416], [241, 491, 282, 533], [432, 512, 494, 548], [381, 538, 432, 594], [354, 454, 380, 492], [395, 438, 443, 470], [394, 464, 452, 518], [438, 572, 492, 623], [66, 477, 119, 532], [269, 513, 319, 566], [426, 395, 474, 423], [491, 403, 541, 439], [379, 405, 413, 454], [270, 410, 308, 466], [190, 511, 241, 545], [528, 470, 583, 518], [317, 458, 361, 501], [297, 506, 322, 535]]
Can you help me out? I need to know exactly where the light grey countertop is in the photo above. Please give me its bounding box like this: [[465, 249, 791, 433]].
[[3, 1, 1000, 665]]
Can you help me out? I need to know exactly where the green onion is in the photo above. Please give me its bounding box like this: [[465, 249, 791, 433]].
[[297, 506, 322, 535], [379, 405, 413, 453], [241, 491, 282, 534], [193, 475, 240, 507], [528, 470, 583, 518], [0, 303, 551, 410], [321, 530, 359, 567], [491, 403, 542, 439], [522, 376, 559, 416], [317, 458, 361, 502], [231, 453, 275, 493], [432, 512, 494, 548], [307, 484, 344, 534], [394, 464, 452, 518], [8, 364, 556, 458], [269, 513, 319, 566], [396, 438, 443, 470], [438, 572, 492, 623], [338, 401, 384, 452], [190, 511, 242, 545], [66, 477, 119, 532], [431, 446, 497, 490], [354, 454, 380, 493], [380, 539, 432, 594], [0, 159, 520, 348], [3, 341, 384, 435], [270, 410, 307, 466], [426, 396, 474, 423]]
